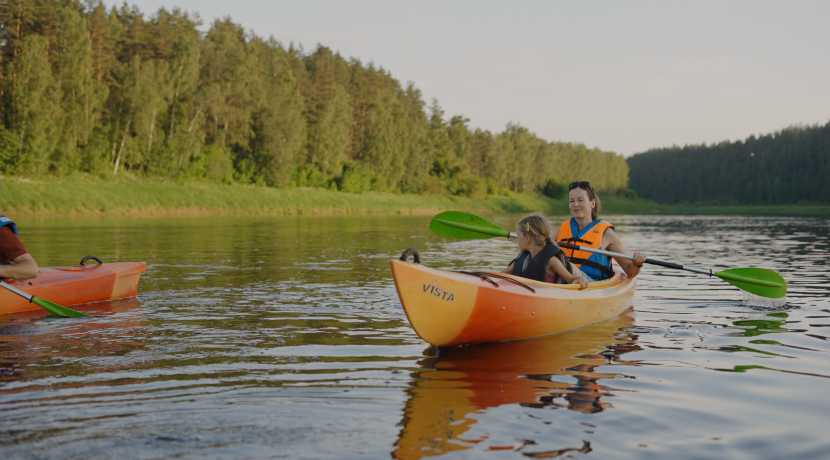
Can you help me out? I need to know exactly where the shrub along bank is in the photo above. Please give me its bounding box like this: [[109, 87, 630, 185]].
[[0, 175, 663, 217], [8, 175, 819, 217]]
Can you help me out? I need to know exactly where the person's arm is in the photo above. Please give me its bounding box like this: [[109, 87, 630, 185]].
[[501, 262, 514, 274], [548, 257, 588, 289], [602, 229, 646, 278], [0, 253, 39, 280]]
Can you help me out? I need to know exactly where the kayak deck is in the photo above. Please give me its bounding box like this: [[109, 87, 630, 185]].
[[390, 258, 635, 346], [1, 262, 146, 315]]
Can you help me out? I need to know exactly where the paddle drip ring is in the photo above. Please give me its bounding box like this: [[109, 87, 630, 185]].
[[399, 248, 420, 264], [80, 255, 103, 266]]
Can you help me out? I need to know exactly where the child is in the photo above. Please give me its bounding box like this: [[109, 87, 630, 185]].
[[501, 214, 589, 289]]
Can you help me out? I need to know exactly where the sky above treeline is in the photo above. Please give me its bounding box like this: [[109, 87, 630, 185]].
[[113, 0, 830, 156]]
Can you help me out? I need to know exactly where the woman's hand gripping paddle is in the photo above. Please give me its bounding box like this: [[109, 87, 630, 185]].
[[429, 211, 787, 299], [0, 281, 91, 317]]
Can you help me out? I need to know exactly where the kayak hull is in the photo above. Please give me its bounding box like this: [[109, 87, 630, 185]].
[[0, 262, 146, 315], [390, 259, 635, 346]]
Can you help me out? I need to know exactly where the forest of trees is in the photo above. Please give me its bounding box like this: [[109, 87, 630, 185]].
[[627, 122, 830, 204], [0, 0, 630, 197]]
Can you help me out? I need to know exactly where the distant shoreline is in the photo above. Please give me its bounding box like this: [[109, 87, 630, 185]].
[[661, 204, 830, 217], [1, 176, 827, 218]]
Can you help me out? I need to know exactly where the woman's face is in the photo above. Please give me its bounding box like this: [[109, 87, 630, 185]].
[[569, 187, 595, 219]]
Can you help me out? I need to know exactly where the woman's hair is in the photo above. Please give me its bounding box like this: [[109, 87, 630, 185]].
[[517, 214, 554, 247], [571, 184, 602, 221]]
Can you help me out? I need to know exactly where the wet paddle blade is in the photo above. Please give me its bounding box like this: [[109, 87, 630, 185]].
[[715, 268, 787, 299], [33, 296, 92, 317], [429, 211, 509, 239]]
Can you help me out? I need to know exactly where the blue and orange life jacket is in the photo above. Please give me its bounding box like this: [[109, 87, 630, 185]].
[[556, 218, 614, 280], [0, 215, 18, 265]]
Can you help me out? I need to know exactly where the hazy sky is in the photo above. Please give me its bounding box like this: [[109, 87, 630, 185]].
[[115, 0, 829, 156]]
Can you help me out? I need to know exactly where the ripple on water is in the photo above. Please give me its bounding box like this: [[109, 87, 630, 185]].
[[741, 291, 788, 308]]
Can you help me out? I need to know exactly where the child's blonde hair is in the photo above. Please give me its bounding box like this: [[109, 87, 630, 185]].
[[517, 214, 553, 247]]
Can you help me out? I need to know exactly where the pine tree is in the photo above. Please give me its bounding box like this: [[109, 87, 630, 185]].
[[364, 89, 408, 191], [50, 6, 95, 174], [397, 83, 431, 193], [199, 18, 255, 151], [247, 37, 306, 186], [308, 84, 352, 175], [11, 34, 60, 175]]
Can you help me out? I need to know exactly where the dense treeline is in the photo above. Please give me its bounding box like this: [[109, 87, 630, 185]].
[[0, 1, 629, 196], [628, 122, 830, 204]]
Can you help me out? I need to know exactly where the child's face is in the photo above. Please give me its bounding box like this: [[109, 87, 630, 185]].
[[516, 225, 533, 252]]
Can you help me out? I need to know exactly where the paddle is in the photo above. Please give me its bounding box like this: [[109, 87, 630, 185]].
[[0, 281, 91, 317], [430, 211, 517, 239], [429, 211, 787, 299], [555, 242, 786, 299]]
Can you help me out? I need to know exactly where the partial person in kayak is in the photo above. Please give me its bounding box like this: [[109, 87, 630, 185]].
[[502, 214, 589, 289], [555, 181, 646, 281], [0, 186, 40, 280]]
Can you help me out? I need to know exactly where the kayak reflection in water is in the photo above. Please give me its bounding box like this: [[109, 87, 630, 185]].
[[0, 297, 144, 383], [501, 214, 588, 289], [527, 363, 612, 414], [392, 311, 642, 459], [0, 184, 39, 280]]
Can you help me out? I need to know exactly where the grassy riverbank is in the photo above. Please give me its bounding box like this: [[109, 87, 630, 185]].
[[3, 175, 826, 217], [0, 174, 665, 217]]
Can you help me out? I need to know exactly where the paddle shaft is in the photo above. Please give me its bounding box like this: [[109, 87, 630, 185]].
[[557, 242, 714, 276], [503, 229, 712, 275], [439, 218, 714, 275], [0, 280, 36, 300]]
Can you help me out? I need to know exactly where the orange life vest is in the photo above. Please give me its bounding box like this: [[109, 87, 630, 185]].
[[556, 218, 614, 280]]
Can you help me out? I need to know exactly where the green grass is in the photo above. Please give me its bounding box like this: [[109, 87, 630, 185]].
[[6, 174, 823, 217], [0, 174, 565, 216]]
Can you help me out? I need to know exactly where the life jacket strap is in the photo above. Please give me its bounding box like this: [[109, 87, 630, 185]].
[[568, 257, 614, 278], [560, 237, 591, 245]]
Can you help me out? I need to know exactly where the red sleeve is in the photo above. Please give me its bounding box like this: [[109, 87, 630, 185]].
[[0, 227, 27, 261]]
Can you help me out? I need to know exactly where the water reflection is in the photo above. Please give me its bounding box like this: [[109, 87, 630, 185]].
[[732, 312, 791, 337], [0, 299, 144, 389], [394, 309, 639, 459]]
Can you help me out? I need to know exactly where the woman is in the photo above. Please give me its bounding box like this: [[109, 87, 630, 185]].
[[554, 181, 646, 281]]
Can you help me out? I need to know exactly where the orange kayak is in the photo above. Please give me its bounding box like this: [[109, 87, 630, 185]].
[[0, 262, 146, 315], [390, 257, 635, 346]]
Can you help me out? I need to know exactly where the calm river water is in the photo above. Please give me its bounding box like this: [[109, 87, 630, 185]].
[[1, 214, 829, 459]]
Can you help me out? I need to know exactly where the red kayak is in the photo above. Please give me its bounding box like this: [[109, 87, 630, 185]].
[[0, 261, 146, 315]]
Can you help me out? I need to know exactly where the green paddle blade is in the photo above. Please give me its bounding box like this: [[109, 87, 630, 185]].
[[430, 211, 509, 239], [714, 268, 787, 299], [33, 296, 91, 318]]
